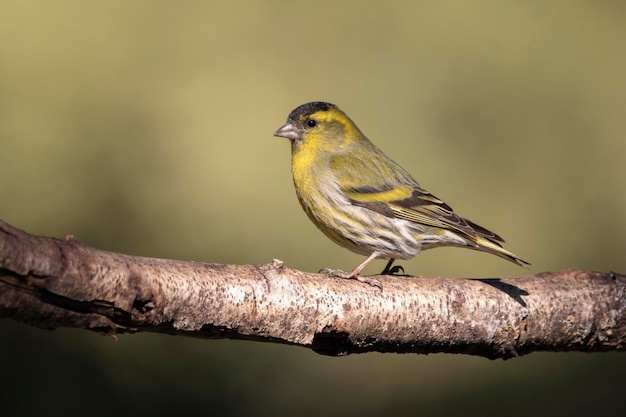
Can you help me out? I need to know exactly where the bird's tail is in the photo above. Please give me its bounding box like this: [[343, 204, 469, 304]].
[[472, 236, 530, 268]]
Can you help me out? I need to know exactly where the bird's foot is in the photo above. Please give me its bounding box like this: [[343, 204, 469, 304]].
[[319, 268, 382, 290], [385, 265, 404, 275], [380, 259, 404, 275]]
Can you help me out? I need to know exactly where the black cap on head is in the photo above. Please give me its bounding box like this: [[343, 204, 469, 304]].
[[287, 101, 337, 121]]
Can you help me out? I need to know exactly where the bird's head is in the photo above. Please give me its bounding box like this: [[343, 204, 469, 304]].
[[274, 102, 365, 154]]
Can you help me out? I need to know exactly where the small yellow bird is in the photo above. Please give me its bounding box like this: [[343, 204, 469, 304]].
[[274, 101, 529, 287]]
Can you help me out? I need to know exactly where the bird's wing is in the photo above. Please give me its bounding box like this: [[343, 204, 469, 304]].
[[343, 183, 505, 244], [329, 152, 505, 243]]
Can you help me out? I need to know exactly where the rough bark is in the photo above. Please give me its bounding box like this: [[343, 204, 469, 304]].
[[1, 220, 624, 359]]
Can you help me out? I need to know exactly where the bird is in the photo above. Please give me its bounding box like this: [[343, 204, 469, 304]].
[[274, 101, 529, 287]]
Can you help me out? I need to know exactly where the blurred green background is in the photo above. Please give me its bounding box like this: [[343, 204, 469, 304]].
[[1, 1, 625, 416]]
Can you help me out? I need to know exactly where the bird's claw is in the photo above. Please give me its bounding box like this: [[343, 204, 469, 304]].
[[354, 275, 383, 289], [319, 268, 383, 290], [319, 267, 347, 277], [386, 265, 404, 275]]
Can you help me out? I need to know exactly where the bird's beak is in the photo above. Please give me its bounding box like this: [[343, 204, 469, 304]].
[[274, 122, 303, 141]]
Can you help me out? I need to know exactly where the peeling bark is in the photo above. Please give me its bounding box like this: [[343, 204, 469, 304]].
[[1, 220, 624, 359]]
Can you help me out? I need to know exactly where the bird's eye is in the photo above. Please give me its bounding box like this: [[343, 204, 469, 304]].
[[307, 119, 317, 128]]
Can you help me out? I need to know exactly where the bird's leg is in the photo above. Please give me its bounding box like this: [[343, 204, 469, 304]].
[[381, 259, 395, 274], [381, 258, 404, 275], [320, 252, 382, 289]]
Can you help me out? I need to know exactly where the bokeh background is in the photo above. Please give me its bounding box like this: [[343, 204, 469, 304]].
[[2, 1, 625, 416]]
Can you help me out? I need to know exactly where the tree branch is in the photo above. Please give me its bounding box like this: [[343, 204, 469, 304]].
[[1, 219, 624, 359]]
